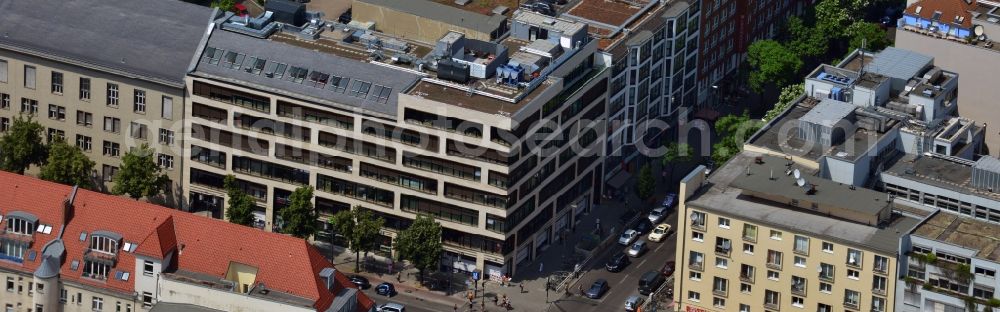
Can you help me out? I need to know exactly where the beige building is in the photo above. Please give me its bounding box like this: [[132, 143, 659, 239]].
[[0, 0, 212, 207], [184, 11, 606, 277], [674, 152, 919, 312], [0, 171, 374, 312], [351, 0, 508, 44]]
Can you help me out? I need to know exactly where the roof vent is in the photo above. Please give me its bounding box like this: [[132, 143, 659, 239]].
[[257, 282, 269, 295], [319, 267, 337, 291]]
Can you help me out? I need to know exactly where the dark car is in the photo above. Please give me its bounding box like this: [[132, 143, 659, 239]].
[[584, 279, 609, 299], [606, 252, 631, 272], [349, 275, 370, 289], [638, 271, 665, 295], [375, 282, 396, 297], [661, 261, 676, 277], [338, 9, 352, 24], [634, 219, 654, 235]]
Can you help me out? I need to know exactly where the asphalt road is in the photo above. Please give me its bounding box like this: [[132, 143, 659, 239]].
[[364, 287, 458, 312], [550, 210, 679, 312]]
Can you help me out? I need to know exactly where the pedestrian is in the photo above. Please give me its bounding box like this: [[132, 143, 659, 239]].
[[519, 283, 524, 293], [539, 262, 544, 273], [493, 295, 499, 306], [467, 290, 474, 303], [396, 271, 401, 282], [469, 301, 474, 311], [578, 284, 583, 296], [453, 304, 458, 312]]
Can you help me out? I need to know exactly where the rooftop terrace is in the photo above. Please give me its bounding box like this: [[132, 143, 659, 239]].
[[913, 211, 1000, 261]]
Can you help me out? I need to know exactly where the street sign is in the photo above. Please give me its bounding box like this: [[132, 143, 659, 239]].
[[472, 271, 480, 281]]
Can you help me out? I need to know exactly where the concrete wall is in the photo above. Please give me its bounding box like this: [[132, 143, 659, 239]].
[[158, 278, 313, 312], [0, 269, 139, 312], [896, 30, 1000, 154], [351, 1, 492, 44]]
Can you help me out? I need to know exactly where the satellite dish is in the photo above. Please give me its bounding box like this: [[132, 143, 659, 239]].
[[793, 169, 801, 179], [975, 25, 985, 37], [690, 213, 698, 222], [797, 178, 806, 187]]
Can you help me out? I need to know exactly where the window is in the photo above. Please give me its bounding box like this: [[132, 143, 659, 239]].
[[819, 282, 832, 293], [974, 285, 995, 299], [24, 65, 35, 89], [102, 165, 118, 182], [739, 304, 750, 312], [143, 261, 154, 276], [847, 248, 863, 267], [819, 263, 834, 280], [718, 217, 730, 228], [872, 275, 886, 293], [348, 80, 372, 98], [0, 117, 8, 132], [690, 271, 701, 280], [976, 266, 996, 278], [740, 283, 751, 293], [713, 277, 728, 294], [691, 211, 706, 227], [844, 289, 860, 308], [716, 237, 732, 256], [791, 296, 804, 307], [130, 122, 147, 140], [692, 231, 704, 241], [0, 59, 6, 83], [157, 154, 174, 169], [80, 78, 91, 100], [76, 135, 92, 151], [77, 111, 93, 126], [764, 290, 779, 306], [743, 243, 754, 254], [767, 270, 779, 280], [161, 96, 173, 120], [871, 296, 886, 312], [48, 104, 66, 120], [46, 128, 65, 143], [35, 304, 43, 312], [874, 255, 889, 273], [133, 90, 145, 113], [5, 277, 12, 292], [51, 72, 63, 94], [822, 241, 833, 253], [158, 129, 174, 145], [688, 291, 701, 301], [91, 235, 118, 254], [847, 269, 860, 279], [793, 235, 809, 255], [742, 224, 757, 241], [141, 292, 153, 307], [770, 230, 782, 240], [102, 141, 120, 157], [713, 297, 725, 308], [60, 289, 67, 303], [103, 117, 120, 133], [21, 98, 38, 114], [92, 297, 103, 311], [107, 83, 119, 106], [767, 250, 782, 269], [794, 256, 806, 267], [716, 257, 728, 269], [0, 93, 8, 109]]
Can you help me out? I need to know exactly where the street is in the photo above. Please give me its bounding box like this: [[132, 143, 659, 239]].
[[549, 209, 679, 312], [365, 287, 458, 312]]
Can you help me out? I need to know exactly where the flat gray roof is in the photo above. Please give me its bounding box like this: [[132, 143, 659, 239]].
[[867, 47, 933, 81], [357, 0, 506, 33], [687, 151, 920, 254], [514, 10, 587, 35], [0, 0, 213, 87], [192, 29, 421, 118], [913, 211, 1000, 262], [150, 303, 224, 312], [799, 98, 855, 128]]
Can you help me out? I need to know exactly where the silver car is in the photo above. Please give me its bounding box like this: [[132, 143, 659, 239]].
[[377, 302, 405, 312], [618, 229, 639, 246], [625, 294, 645, 311], [647, 207, 667, 224], [627, 240, 648, 257]]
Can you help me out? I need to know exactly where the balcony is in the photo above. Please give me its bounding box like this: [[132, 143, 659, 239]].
[[691, 221, 706, 231], [739, 274, 754, 284], [689, 262, 704, 271], [742, 234, 756, 243], [764, 302, 780, 311], [819, 274, 834, 283], [766, 262, 782, 271], [84, 249, 118, 266], [844, 301, 859, 310], [873, 287, 886, 296], [715, 246, 731, 257], [0, 231, 34, 247], [791, 285, 806, 296], [874, 263, 889, 275], [712, 289, 728, 298]]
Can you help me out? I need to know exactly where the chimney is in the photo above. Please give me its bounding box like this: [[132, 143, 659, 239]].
[[319, 267, 336, 291], [63, 185, 79, 230]]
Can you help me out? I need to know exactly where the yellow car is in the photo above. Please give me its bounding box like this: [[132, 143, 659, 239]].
[[648, 224, 673, 242]]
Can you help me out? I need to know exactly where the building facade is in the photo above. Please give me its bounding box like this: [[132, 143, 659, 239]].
[[0, 0, 211, 207], [674, 153, 914, 312], [183, 10, 606, 277], [0, 171, 374, 312]]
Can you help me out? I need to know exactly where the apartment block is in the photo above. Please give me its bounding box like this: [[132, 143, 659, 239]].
[[674, 152, 917, 312], [562, 0, 701, 181], [183, 8, 606, 277], [0, 0, 210, 206], [895, 0, 1000, 152], [0, 171, 374, 312]]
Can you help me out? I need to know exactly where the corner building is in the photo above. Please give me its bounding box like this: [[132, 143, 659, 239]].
[[183, 10, 608, 277]]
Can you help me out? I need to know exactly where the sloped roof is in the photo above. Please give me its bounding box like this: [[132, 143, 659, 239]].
[[905, 0, 975, 29], [0, 171, 374, 312]]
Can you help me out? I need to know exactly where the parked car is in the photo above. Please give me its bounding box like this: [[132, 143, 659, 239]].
[[584, 279, 609, 299], [638, 270, 665, 295], [377, 302, 405, 312], [647, 207, 667, 224], [338, 9, 352, 24], [627, 240, 648, 257], [634, 219, 654, 235], [661, 261, 676, 277], [648, 224, 672, 242], [375, 282, 396, 297], [606, 252, 631, 272], [348, 275, 370, 289], [661, 193, 677, 209], [625, 294, 645, 311], [618, 229, 639, 245]]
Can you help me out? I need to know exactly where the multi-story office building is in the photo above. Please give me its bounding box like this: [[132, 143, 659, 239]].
[[184, 8, 606, 277], [0, 0, 210, 206], [895, 0, 1000, 151], [0, 171, 374, 312], [898, 210, 1000, 312], [696, 0, 813, 105], [674, 152, 917, 312], [562, 0, 700, 183]]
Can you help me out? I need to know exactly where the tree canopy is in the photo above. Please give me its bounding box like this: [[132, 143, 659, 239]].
[[394, 215, 443, 282], [223, 175, 255, 227], [0, 116, 47, 174], [747, 40, 803, 93], [815, 0, 852, 38], [662, 142, 694, 184], [329, 207, 385, 272], [280, 186, 319, 239], [764, 83, 806, 122], [636, 163, 655, 200], [39, 139, 95, 188], [785, 16, 829, 59], [712, 112, 762, 164], [847, 21, 891, 52], [112, 144, 169, 199]]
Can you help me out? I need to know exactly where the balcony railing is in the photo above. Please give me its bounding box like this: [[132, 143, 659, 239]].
[[0, 231, 34, 247], [791, 285, 806, 296], [689, 262, 704, 271], [764, 302, 780, 311], [742, 235, 756, 243], [874, 264, 889, 275], [844, 301, 859, 310], [691, 222, 706, 231], [819, 274, 834, 283], [766, 262, 782, 270], [712, 289, 728, 297], [715, 246, 731, 257], [84, 249, 118, 266], [740, 274, 754, 283], [873, 287, 887, 296]]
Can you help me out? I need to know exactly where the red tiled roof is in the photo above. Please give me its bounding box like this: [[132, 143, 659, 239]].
[[906, 0, 975, 28], [0, 171, 371, 312]]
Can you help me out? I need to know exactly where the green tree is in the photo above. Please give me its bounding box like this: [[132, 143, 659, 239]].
[[785, 16, 828, 59], [712, 112, 763, 164], [747, 40, 803, 93], [815, 0, 852, 38], [0, 116, 47, 174], [223, 175, 255, 226], [211, 0, 236, 12], [112, 143, 169, 199], [39, 139, 95, 188], [636, 164, 655, 200], [329, 207, 385, 272], [661, 142, 693, 184], [280, 186, 318, 239], [394, 215, 443, 283], [846, 21, 891, 52], [764, 83, 805, 122]]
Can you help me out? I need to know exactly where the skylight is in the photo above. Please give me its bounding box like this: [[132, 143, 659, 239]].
[[286, 66, 309, 83], [369, 85, 392, 104], [349, 80, 372, 98], [79, 232, 87, 242], [222, 51, 245, 70], [263, 62, 287, 78], [71, 260, 79, 271], [328, 76, 350, 93], [308, 71, 330, 88], [247, 57, 266, 75]]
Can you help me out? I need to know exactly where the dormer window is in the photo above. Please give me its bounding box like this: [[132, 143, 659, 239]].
[[4, 212, 38, 235], [83, 231, 122, 280], [0, 212, 39, 263], [90, 235, 118, 255]]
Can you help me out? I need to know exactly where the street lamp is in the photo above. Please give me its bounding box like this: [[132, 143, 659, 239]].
[[711, 85, 719, 108]]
